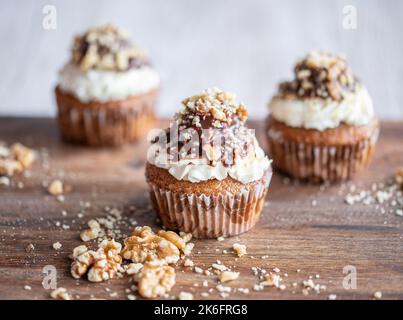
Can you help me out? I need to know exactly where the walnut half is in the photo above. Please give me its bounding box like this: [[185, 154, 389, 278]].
[[121, 226, 180, 264], [70, 240, 123, 282]]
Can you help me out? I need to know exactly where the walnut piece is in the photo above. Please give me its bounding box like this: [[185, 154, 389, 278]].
[[70, 240, 123, 282], [137, 262, 176, 299], [395, 167, 403, 187], [261, 273, 282, 288], [11, 143, 35, 168], [157, 230, 186, 251], [219, 271, 240, 283], [0, 142, 35, 177], [121, 226, 180, 264], [178, 291, 194, 300], [125, 263, 143, 275], [80, 219, 101, 242], [48, 180, 63, 196], [50, 287, 71, 300], [233, 243, 247, 257]]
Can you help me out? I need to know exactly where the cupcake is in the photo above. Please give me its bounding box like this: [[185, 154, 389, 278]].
[[267, 51, 379, 182], [55, 24, 159, 146], [146, 88, 272, 238]]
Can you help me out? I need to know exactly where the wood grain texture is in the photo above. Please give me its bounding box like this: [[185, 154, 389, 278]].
[[0, 117, 402, 300]]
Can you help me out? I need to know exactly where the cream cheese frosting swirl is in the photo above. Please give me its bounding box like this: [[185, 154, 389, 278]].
[[58, 63, 160, 103], [149, 88, 271, 184], [269, 85, 374, 131], [153, 135, 271, 184]]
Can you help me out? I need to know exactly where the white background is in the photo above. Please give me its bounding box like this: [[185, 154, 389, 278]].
[[0, 0, 402, 120]]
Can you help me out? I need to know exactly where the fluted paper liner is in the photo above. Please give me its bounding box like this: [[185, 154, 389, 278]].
[[55, 87, 157, 146], [267, 127, 379, 182], [148, 171, 272, 238]]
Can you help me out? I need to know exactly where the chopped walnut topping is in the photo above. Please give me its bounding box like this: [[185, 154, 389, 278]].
[[233, 243, 247, 257], [277, 51, 359, 101], [0, 142, 35, 177], [203, 144, 221, 162], [50, 287, 71, 300], [178, 88, 248, 126], [48, 180, 63, 196], [70, 240, 123, 282], [71, 24, 148, 71], [136, 263, 176, 299]]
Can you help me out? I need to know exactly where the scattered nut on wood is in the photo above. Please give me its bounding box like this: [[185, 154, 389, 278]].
[[52, 242, 62, 250], [219, 271, 240, 283], [50, 287, 71, 300], [233, 243, 247, 257], [178, 291, 194, 300], [48, 180, 63, 196]]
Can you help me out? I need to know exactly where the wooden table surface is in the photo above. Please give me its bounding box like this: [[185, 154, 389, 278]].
[[0, 117, 402, 300]]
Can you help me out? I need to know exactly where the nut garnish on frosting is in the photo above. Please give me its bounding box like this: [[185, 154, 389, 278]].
[[71, 24, 148, 72], [58, 24, 160, 103], [149, 88, 271, 184], [177, 88, 248, 128], [278, 51, 358, 101], [269, 51, 375, 131]]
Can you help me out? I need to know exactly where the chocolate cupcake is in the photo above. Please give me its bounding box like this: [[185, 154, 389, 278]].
[[146, 88, 272, 238], [55, 24, 159, 146], [267, 51, 379, 182]]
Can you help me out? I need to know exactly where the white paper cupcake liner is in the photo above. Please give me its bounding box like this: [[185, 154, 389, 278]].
[[267, 126, 379, 182], [148, 171, 272, 238], [56, 88, 157, 146]]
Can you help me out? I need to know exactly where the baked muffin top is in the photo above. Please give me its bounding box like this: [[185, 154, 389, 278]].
[[71, 24, 149, 72]]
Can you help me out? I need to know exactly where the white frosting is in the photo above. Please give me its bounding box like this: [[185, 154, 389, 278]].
[[152, 138, 271, 184], [58, 63, 160, 103], [269, 85, 374, 131]]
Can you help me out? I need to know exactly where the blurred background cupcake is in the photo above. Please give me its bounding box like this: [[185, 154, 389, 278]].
[[146, 88, 272, 238], [266, 51, 379, 182], [55, 24, 160, 146]]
